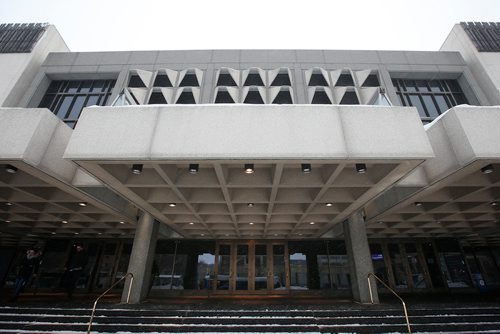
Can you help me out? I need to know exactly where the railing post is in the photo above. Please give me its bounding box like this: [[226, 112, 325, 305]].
[[367, 272, 412, 334], [87, 272, 134, 334]]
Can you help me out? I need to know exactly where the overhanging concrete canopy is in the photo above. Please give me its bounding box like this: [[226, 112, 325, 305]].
[[0, 108, 137, 246], [366, 106, 500, 246], [64, 104, 434, 239]]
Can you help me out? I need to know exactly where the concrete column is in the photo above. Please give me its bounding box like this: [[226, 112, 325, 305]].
[[343, 211, 379, 303], [121, 212, 159, 304]]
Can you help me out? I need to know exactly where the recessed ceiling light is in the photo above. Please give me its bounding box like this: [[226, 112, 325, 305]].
[[189, 222, 194, 225], [78, 202, 87, 207], [301, 163, 312, 173], [415, 202, 423, 207], [119, 221, 125, 224], [62, 220, 68, 224], [189, 164, 199, 174], [5, 220, 11, 223], [247, 203, 254, 207], [131, 164, 143, 175], [98, 232, 102, 235], [74, 232, 79, 235], [355, 163, 367, 174], [244, 164, 254, 174], [51, 232, 56, 235], [325, 202, 333, 207], [274, 234, 278, 236], [436, 221, 441, 224], [481, 164, 494, 174], [309, 222, 315, 225], [201, 233, 205, 236], [168, 203, 176, 207], [298, 233, 303, 236], [378, 221, 383, 224], [5, 164, 17, 174], [249, 222, 254, 225], [5, 202, 13, 206], [490, 201, 499, 206]]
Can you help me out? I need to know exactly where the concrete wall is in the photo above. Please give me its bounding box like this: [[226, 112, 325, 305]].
[[441, 24, 500, 105], [0, 25, 69, 107], [21, 48, 481, 110]]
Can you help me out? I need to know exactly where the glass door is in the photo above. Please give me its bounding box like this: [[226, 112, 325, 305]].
[[214, 241, 289, 294]]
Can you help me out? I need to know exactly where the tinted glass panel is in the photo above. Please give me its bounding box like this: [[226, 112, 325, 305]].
[[148, 92, 167, 104], [362, 74, 380, 87], [339, 91, 359, 104], [217, 73, 237, 86], [179, 73, 199, 87], [335, 74, 354, 86], [244, 73, 264, 86], [272, 90, 293, 104], [153, 75, 173, 87], [176, 91, 196, 104], [312, 90, 332, 104], [309, 73, 329, 86], [215, 90, 235, 103], [271, 73, 291, 86], [244, 90, 264, 104], [128, 75, 145, 88], [422, 95, 439, 117]]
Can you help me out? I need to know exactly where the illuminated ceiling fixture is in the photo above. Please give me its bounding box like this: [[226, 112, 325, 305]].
[[5, 164, 17, 174], [168, 203, 176, 207], [355, 163, 367, 174], [119, 221, 125, 224], [131, 164, 143, 175], [325, 202, 333, 207], [189, 222, 194, 225], [189, 164, 199, 174], [247, 203, 254, 207], [4, 202, 13, 206], [249, 222, 254, 225], [244, 164, 254, 174], [415, 202, 423, 207], [309, 221, 315, 225], [62, 220, 68, 224], [490, 201, 499, 207], [78, 202, 87, 207], [481, 164, 494, 174], [301, 163, 312, 173]]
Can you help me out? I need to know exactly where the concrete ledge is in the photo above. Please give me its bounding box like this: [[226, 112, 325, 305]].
[[65, 104, 434, 161]]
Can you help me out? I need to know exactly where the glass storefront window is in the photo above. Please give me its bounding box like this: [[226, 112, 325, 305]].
[[197, 253, 215, 290], [254, 244, 267, 290], [370, 243, 388, 288], [389, 243, 408, 288], [405, 243, 427, 289], [273, 245, 286, 290], [290, 252, 308, 290], [94, 243, 118, 290], [236, 245, 249, 290], [216, 244, 230, 290]]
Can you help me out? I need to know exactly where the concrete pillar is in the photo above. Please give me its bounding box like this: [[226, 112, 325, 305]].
[[343, 211, 379, 303], [121, 212, 159, 304]]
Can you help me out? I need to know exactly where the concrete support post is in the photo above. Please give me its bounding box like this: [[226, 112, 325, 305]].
[[121, 212, 159, 304], [344, 211, 379, 303]]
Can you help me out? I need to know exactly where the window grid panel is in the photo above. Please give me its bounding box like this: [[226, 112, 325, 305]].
[[38, 79, 115, 129]]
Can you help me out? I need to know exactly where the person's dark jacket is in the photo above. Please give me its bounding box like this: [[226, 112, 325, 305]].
[[66, 250, 88, 272], [18, 254, 40, 280]]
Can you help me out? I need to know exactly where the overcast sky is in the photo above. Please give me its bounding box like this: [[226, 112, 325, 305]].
[[1, 0, 500, 52]]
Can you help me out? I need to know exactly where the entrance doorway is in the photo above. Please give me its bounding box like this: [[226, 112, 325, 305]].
[[213, 241, 289, 294]]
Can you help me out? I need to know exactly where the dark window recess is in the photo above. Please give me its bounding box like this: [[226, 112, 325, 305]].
[[217, 73, 237, 86], [272, 90, 293, 104], [309, 73, 329, 86], [271, 73, 291, 86], [339, 92, 359, 104], [311, 90, 332, 104], [153, 75, 172, 87], [176, 91, 196, 104], [362, 74, 380, 87], [38, 79, 115, 129], [244, 90, 265, 104], [335, 74, 355, 87], [148, 92, 167, 104], [244, 73, 265, 86], [179, 73, 199, 87], [128, 75, 146, 88], [215, 90, 235, 103], [392, 78, 469, 121]]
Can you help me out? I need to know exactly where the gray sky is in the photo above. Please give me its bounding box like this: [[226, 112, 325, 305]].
[[1, 0, 500, 52]]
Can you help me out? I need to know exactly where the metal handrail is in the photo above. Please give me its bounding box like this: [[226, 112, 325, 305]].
[[87, 272, 134, 334], [367, 272, 412, 334]]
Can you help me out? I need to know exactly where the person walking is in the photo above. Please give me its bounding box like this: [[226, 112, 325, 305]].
[[10, 247, 41, 302], [63, 243, 88, 299]]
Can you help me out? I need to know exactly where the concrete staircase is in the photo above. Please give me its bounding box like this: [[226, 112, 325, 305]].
[[1, 303, 500, 333]]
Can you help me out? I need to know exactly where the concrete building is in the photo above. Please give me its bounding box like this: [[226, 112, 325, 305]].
[[1, 22, 499, 303]]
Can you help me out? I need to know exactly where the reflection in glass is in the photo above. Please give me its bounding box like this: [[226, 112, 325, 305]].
[[370, 243, 388, 288], [439, 252, 471, 288], [318, 255, 350, 290], [217, 245, 230, 290], [236, 245, 248, 290], [273, 245, 286, 290], [405, 244, 427, 288], [290, 253, 308, 289], [197, 253, 215, 290], [254, 245, 267, 290], [95, 243, 117, 290], [389, 243, 408, 288]]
